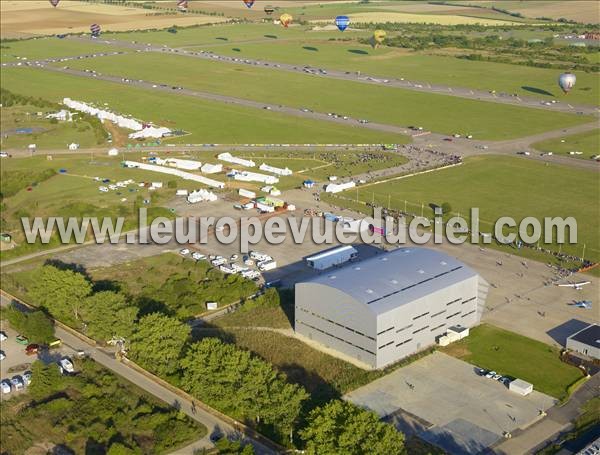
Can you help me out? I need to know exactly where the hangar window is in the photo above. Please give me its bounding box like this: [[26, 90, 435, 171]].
[[297, 321, 375, 355], [377, 326, 395, 336], [461, 310, 476, 318], [431, 323, 446, 332], [378, 341, 394, 349], [446, 311, 461, 319], [412, 325, 430, 334], [462, 296, 477, 304], [413, 311, 430, 320], [446, 298, 461, 306], [396, 338, 413, 347], [396, 324, 413, 333]]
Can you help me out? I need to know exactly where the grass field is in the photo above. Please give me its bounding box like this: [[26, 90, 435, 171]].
[[335, 155, 599, 261], [196, 40, 600, 106], [57, 52, 592, 139], [0, 37, 127, 63], [1, 68, 401, 145], [0, 104, 102, 150], [532, 129, 600, 160], [0, 153, 181, 259], [442, 324, 584, 400]]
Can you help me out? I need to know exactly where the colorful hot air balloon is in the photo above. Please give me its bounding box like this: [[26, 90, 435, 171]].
[[177, 0, 188, 12], [264, 5, 275, 15], [90, 23, 101, 38], [558, 72, 576, 94], [243, 0, 255, 8], [279, 13, 293, 28], [372, 29, 386, 48], [335, 15, 350, 32], [49, 0, 60, 6]]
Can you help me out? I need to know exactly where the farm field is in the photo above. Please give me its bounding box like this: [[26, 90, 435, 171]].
[[442, 324, 584, 400], [196, 40, 600, 106], [0, 358, 204, 454], [532, 129, 600, 160], [58, 52, 592, 140], [459, 1, 600, 24], [0, 67, 401, 145], [0, 0, 228, 38], [338, 155, 600, 261]]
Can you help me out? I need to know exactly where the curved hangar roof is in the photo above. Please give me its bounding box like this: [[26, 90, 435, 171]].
[[301, 247, 478, 315]]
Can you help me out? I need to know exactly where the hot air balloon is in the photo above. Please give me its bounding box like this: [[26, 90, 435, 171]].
[[177, 0, 188, 12], [90, 23, 101, 38], [372, 29, 386, 48], [49, 0, 60, 6], [335, 15, 350, 32], [264, 5, 275, 15], [243, 0, 255, 8], [279, 13, 292, 28], [558, 72, 576, 94]]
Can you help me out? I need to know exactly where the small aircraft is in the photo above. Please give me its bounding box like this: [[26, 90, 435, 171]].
[[557, 281, 591, 290], [569, 300, 592, 309]]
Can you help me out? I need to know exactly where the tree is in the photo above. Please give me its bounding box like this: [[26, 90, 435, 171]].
[[28, 360, 63, 400], [106, 443, 140, 455], [81, 291, 137, 342], [300, 400, 405, 455], [441, 202, 452, 215], [6, 304, 54, 344], [127, 313, 190, 376], [29, 265, 92, 325]]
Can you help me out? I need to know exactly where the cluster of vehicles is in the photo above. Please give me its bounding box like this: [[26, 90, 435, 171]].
[[477, 368, 511, 386], [1, 372, 31, 394], [1, 50, 123, 69], [179, 249, 276, 279]]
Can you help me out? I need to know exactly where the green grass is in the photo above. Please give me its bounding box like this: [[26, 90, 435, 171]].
[[0, 104, 101, 150], [341, 155, 599, 261], [442, 324, 583, 400], [0, 37, 126, 63], [532, 129, 600, 160], [57, 51, 592, 139], [0, 358, 204, 454], [1, 67, 401, 144], [197, 40, 600, 106]]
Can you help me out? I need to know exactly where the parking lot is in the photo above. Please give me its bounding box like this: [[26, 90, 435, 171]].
[[345, 352, 556, 455], [0, 320, 75, 399]]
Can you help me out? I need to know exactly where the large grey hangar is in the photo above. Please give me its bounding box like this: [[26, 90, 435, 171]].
[[295, 247, 488, 369]]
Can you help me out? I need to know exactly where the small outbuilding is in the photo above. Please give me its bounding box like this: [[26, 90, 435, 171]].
[[509, 379, 533, 396]]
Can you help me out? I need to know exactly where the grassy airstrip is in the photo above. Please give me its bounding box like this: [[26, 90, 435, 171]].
[[533, 129, 600, 160], [1, 68, 401, 144], [335, 155, 599, 261], [0, 37, 126, 63], [58, 52, 592, 140]]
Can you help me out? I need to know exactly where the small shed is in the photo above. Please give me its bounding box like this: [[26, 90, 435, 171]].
[[509, 379, 533, 396], [68, 143, 79, 151], [303, 179, 315, 189]]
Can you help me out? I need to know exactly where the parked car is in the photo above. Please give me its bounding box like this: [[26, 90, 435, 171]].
[[15, 335, 29, 345], [25, 344, 40, 356], [180, 248, 190, 256], [0, 351, 5, 361], [22, 371, 32, 386], [1, 380, 11, 394], [10, 376, 24, 391], [492, 374, 502, 381], [485, 370, 496, 379], [0, 331, 7, 342], [192, 252, 206, 261]]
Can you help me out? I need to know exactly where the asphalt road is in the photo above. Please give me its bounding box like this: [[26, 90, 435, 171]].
[[0, 293, 276, 455], [66, 35, 600, 116]]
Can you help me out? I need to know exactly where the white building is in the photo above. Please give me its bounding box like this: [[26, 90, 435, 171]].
[[201, 163, 223, 174], [68, 143, 79, 151], [325, 181, 356, 193], [259, 163, 292, 176], [231, 170, 279, 185], [123, 161, 224, 189], [156, 157, 202, 171], [218, 152, 256, 168], [47, 109, 74, 122], [187, 189, 218, 203]]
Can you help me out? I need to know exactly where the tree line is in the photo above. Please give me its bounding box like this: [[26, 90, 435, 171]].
[[20, 263, 406, 452]]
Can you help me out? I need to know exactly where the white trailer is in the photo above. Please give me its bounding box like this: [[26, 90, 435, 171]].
[[258, 260, 277, 272], [509, 379, 533, 396], [305, 245, 358, 271]]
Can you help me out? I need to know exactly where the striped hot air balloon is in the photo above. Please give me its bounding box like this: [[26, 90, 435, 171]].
[[90, 23, 101, 38], [279, 13, 292, 28], [49, 0, 60, 7], [335, 15, 350, 32], [177, 0, 188, 12], [243, 0, 255, 8]]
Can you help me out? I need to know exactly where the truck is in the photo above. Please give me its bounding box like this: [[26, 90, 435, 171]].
[[250, 251, 271, 262], [258, 260, 277, 272]]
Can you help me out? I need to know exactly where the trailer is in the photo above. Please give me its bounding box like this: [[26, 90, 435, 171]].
[[509, 379, 533, 396], [305, 245, 358, 271], [258, 260, 277, 271]]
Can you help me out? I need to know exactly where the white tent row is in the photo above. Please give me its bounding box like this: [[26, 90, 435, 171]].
[[154, 157, 202, 171], [230, 170, 279, 185], [201, 163, 223, 174], [123, 161, 224, 189], [259, 163, 292, 176], [187, 189, 218, 203], [218, 152, 255, 168], [63, 98, 171, 138], [325, 181, 356, 194]]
